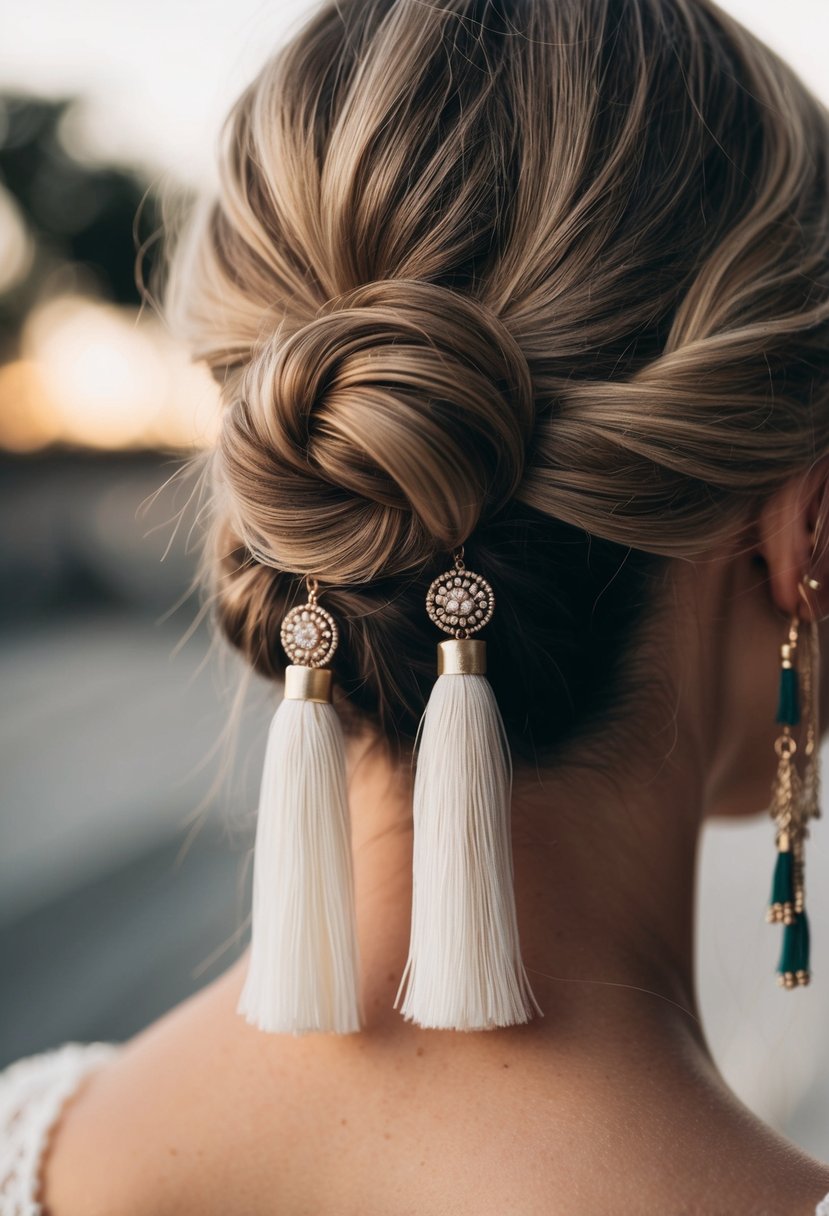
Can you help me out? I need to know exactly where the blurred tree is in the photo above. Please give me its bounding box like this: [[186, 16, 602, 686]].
[[0, 93, 168, 361]]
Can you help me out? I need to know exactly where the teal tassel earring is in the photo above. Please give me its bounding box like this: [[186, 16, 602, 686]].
[[775, 660, 800, 728], [778, 908, 810, 984], [767, 578, 822, 989], [768, 841, 794, 927]]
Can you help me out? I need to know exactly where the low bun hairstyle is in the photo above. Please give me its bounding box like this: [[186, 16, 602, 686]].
[[222, 279, 535, 584], [165, 0, 829, 762]]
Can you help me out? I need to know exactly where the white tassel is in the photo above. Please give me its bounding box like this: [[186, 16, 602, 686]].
[[238, 664, 362, 1035], [395, 638, 540, 1030]]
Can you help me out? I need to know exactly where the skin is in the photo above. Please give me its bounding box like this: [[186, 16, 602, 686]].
[[42, 465, 829, 1215]]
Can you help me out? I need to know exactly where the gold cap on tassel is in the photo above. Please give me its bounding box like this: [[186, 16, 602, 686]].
[[284, 665, 333, 702], [437, 639, 486, 676]]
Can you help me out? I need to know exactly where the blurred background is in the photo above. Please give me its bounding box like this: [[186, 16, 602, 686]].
[[1, 0, 828, 1157]]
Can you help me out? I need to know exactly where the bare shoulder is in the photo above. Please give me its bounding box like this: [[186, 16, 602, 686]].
[[41, 959, 288, 1216], [41, 958, 397, 1216]]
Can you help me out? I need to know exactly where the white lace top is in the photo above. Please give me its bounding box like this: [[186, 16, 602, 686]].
[[0, 1042, 118, 1215], [1, 1041, 828, 1215]]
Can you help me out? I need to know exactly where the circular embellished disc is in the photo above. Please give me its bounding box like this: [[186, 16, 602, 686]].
[[280, 602, 338, 667], [425, 568, 494, 636]]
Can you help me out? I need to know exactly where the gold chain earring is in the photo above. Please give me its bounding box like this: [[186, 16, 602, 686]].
[[799, 577, 822, 825], [766, 575, 821, 988]]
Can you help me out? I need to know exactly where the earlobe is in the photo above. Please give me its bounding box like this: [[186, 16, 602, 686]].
[[807, 476, 829, 599]]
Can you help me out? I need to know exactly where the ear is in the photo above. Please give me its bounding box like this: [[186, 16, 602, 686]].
[[756, 456, 829, 619]]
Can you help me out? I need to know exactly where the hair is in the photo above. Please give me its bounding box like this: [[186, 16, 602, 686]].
[[163, 0, 829, 765]]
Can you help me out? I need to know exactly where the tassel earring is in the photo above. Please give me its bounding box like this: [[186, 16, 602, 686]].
[[238, 577, 362, 1034], [767, 576, 821, 988], [395, 547, 540, 1030]]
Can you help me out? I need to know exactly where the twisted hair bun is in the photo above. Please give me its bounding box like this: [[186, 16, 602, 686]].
[[167, 0, 829, 758], [221, 280, 535, 584]]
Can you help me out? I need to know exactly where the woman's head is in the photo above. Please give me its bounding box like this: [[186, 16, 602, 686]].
[[165, 0, 829, 767]]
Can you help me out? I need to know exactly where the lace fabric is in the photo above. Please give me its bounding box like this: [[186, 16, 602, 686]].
[[0, 1041, 118, 1216], [0, 1040, 827, 1214]]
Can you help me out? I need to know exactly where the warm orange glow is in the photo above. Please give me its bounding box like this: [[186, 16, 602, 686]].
[[0, 186, 35, 296], [0, 360, 63, 452], [2, 294, 221, 452], [25, 296, 168, 448]]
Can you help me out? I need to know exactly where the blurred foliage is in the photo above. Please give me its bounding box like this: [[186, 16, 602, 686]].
[[0, 93, 168, 360]]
